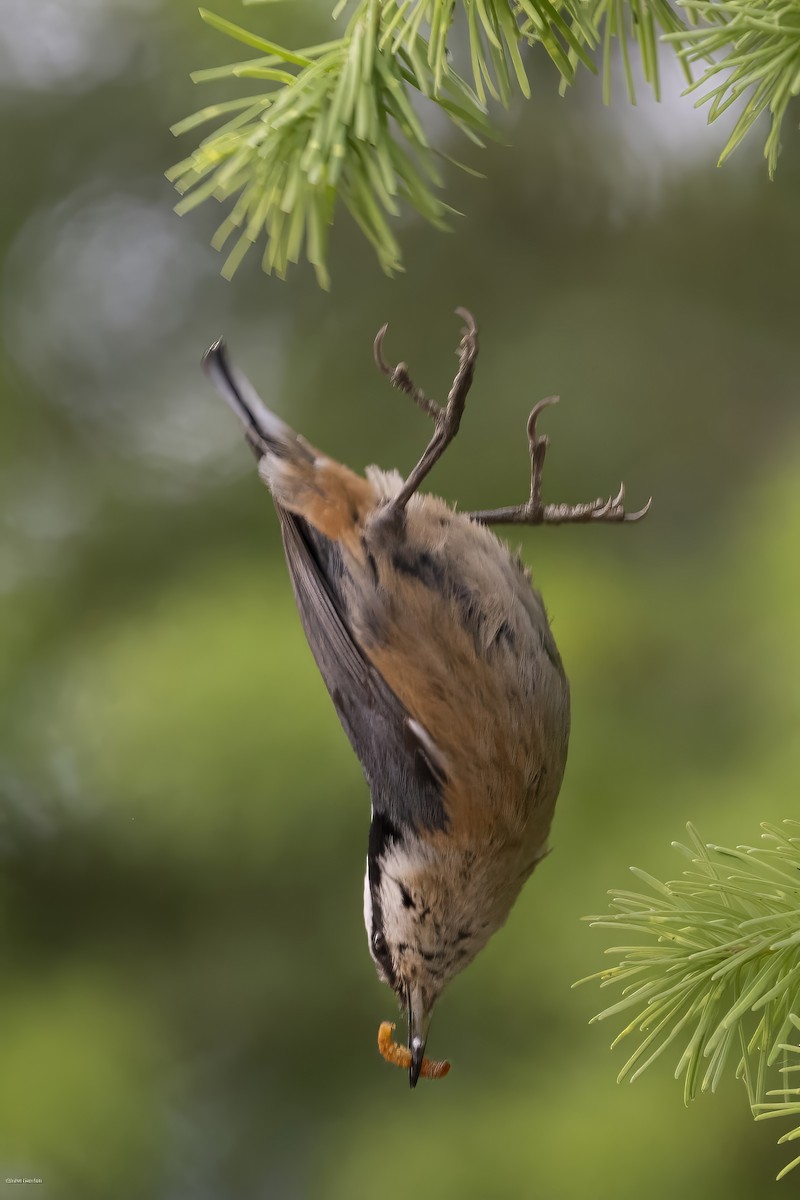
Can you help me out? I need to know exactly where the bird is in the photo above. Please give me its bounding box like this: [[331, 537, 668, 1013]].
[[203, 308, 650, 1087]]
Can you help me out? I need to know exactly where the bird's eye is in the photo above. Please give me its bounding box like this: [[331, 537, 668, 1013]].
[[370, 928, 397, 988]]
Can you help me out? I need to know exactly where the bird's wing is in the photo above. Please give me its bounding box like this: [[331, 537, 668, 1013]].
[[202, 338, 447, 834], [278, 507, 448, 834]]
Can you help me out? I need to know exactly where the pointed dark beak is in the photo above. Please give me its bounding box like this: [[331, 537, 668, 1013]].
[[407, 984, 431, 1089], [409, 1036, 425, 1089]]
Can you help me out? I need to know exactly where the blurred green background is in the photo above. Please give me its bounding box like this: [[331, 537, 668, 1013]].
[[2, 2, 800, 1197]]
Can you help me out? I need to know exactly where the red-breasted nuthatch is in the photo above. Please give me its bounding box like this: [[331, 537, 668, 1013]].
[[203, 309, 649, 1086]]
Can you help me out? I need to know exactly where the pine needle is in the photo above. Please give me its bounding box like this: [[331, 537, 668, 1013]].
[[582, 822, 800, 1180]]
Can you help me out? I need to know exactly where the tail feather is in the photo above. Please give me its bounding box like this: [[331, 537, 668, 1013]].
[[204, 338, 376, 546], [203, 339, 308, 461]]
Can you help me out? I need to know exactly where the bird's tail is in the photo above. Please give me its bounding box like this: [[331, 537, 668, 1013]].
[[203, 339, 375, 545], [203, 338, 308, 462]]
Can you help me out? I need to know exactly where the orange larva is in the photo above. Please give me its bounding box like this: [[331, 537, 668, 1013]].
[[377, 1021, 451, 1079]]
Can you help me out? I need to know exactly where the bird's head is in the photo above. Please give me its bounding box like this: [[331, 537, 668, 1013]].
[[363, 823, 488, 1087]]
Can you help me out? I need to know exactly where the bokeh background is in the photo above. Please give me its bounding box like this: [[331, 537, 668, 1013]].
[[2, 2, 800, 1197]]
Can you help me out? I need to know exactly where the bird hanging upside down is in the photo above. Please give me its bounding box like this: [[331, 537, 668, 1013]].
[[203, 309, 650, 1087]]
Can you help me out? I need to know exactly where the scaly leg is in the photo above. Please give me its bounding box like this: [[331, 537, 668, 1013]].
[[467, 396, 652, 526], [374, 308, 478, 519]]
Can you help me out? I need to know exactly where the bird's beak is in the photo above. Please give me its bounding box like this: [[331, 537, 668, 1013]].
[[407, 984, 432, 1089]]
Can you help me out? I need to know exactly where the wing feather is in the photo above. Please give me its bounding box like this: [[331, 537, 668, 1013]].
[[277, 507, 447, 833]]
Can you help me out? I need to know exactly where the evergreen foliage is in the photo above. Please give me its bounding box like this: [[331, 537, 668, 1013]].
[[168, 0, 800, 284], [581, 823, 800, 1180]]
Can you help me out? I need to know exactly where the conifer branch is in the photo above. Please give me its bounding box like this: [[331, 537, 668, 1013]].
[[580, 822, 800, 1180], [167, 0, 799, 282]]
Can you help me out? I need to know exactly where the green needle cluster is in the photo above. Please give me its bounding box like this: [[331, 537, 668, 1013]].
[[667, 0, 800, 176], [167, 0, 799, 283], [167, 3, 491, 286], [582, 822, 800, 1180]]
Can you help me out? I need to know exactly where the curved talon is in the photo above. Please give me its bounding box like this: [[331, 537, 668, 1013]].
[[593, 496, 614, 518], [611, 481, 625, 508], [373, 323, 391, 376], [454, 306, 477, 337], [527, 396, 560, 445], [624, 496, 653, 522]]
